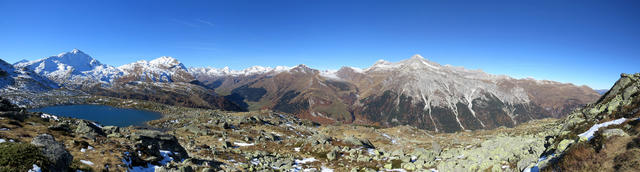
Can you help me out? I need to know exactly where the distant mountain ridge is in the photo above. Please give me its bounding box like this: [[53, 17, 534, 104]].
[[0, 59, 58, 92], [11, 49, 244, 111], [192, 54, 601, 132], [8, 50, 602, 132]]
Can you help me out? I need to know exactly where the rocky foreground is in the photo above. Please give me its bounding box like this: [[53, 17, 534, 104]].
[[0, 96, 555, 171], [0, 73, 638, 171]]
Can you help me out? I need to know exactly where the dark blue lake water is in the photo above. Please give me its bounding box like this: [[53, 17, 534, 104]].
[[30, 104, 162, 127]]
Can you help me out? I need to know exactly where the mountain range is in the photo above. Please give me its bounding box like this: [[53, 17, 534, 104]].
[[1, 49, 601, 132]]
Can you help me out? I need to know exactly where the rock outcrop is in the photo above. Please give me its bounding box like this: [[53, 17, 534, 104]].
[[30, 134, 73, 172], [536, 73, 640, 171], [131, 130, 189, 160]]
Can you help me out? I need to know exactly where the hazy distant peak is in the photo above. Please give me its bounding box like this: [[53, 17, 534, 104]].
[[290, 64, 316, 74], [12, 59, 29, 65], [410, 54, 425, 59]]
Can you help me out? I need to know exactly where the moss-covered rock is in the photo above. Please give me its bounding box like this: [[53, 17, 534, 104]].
[[0, 142, 50, 172]]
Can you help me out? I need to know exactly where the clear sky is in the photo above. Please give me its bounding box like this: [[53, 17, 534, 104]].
[[0, 0, 638, 89]]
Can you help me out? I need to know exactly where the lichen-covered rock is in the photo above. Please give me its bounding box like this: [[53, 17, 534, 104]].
[[436, 136, 544, 171], [101, 126, 120, 135], [344, 136, 375, 149], [48, 122, 71, 132], [556, 139, 574, 153], [74, 120, 105, 140], [327, 150, 337, 161], [131, 130, 189, 160], [601, 128, 628, 138]]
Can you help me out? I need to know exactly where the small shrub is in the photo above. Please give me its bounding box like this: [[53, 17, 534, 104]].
[[70, 159, 93, 172], [613, 149, 640, 171], [553, 142, 605, 171], [0, 142, 49, 172], [0, 70, 8, 77]]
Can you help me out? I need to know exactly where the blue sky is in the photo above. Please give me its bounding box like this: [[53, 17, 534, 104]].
[[0, 0, 638, 89]]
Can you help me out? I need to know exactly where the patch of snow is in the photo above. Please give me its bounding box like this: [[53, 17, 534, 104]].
[[28, 164, 41, 172], [40, 113, 59, 121], [367, 148, 377, 155], [250, 158, 260, 165], [90, 122, 102, 128], [381, 133, 397, 144], [234, 142, 255, 147], [578, 118, 628, 141], [386, 169, 407, 172], [0, 128, 9, 131], [0, 139, 5, 143], [294, 147, 301, 152], [295, 157, 317, 164], [321, 166, 334, 172], [80, 160, 94, 166], [124, 150, 176, 172], [320, 70, 340, 80]]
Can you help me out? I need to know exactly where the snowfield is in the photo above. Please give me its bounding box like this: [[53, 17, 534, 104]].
[[578, 118, 629, 141]]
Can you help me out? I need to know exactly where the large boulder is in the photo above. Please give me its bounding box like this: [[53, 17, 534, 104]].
[[130, 130, 189, 160], [30, 134, 73, 172], [344, 136, 375, 149], [74, 120, 105, 139]]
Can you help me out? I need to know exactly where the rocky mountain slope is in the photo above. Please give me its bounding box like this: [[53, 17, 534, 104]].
[[533, 73, 640, 171], [193, 55, 601, 132], [0, 59, 65, 107], [0, 59, 58, 93]]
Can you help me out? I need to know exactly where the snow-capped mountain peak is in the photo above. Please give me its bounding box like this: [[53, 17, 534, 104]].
[[12, 49, 120, 85], [117, 56, 192, 82], [410, 54, 425, 59], [12, 59, 29, 65], [149, 56, 186, 70], [290, 64, 316, 74], [367, 54, 442, 71]]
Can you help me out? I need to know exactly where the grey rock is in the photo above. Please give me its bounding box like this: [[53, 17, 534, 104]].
[[557, 139, 574, 153], [48, 122, 71, 132], [74, 120, 105, 139], [344, 136, 375, 149], [30, 134, 73, 172], [102, 126, 120, 135], [601, 128, 628, 138], [432, 141, 442, 155], [183, 126, 209, 136], [517, 156, 537, 171], [311, 134, 332, 145], [131, 130, 189, 160], [401, 162, 416, 170], [327, 150, 338, 161]]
